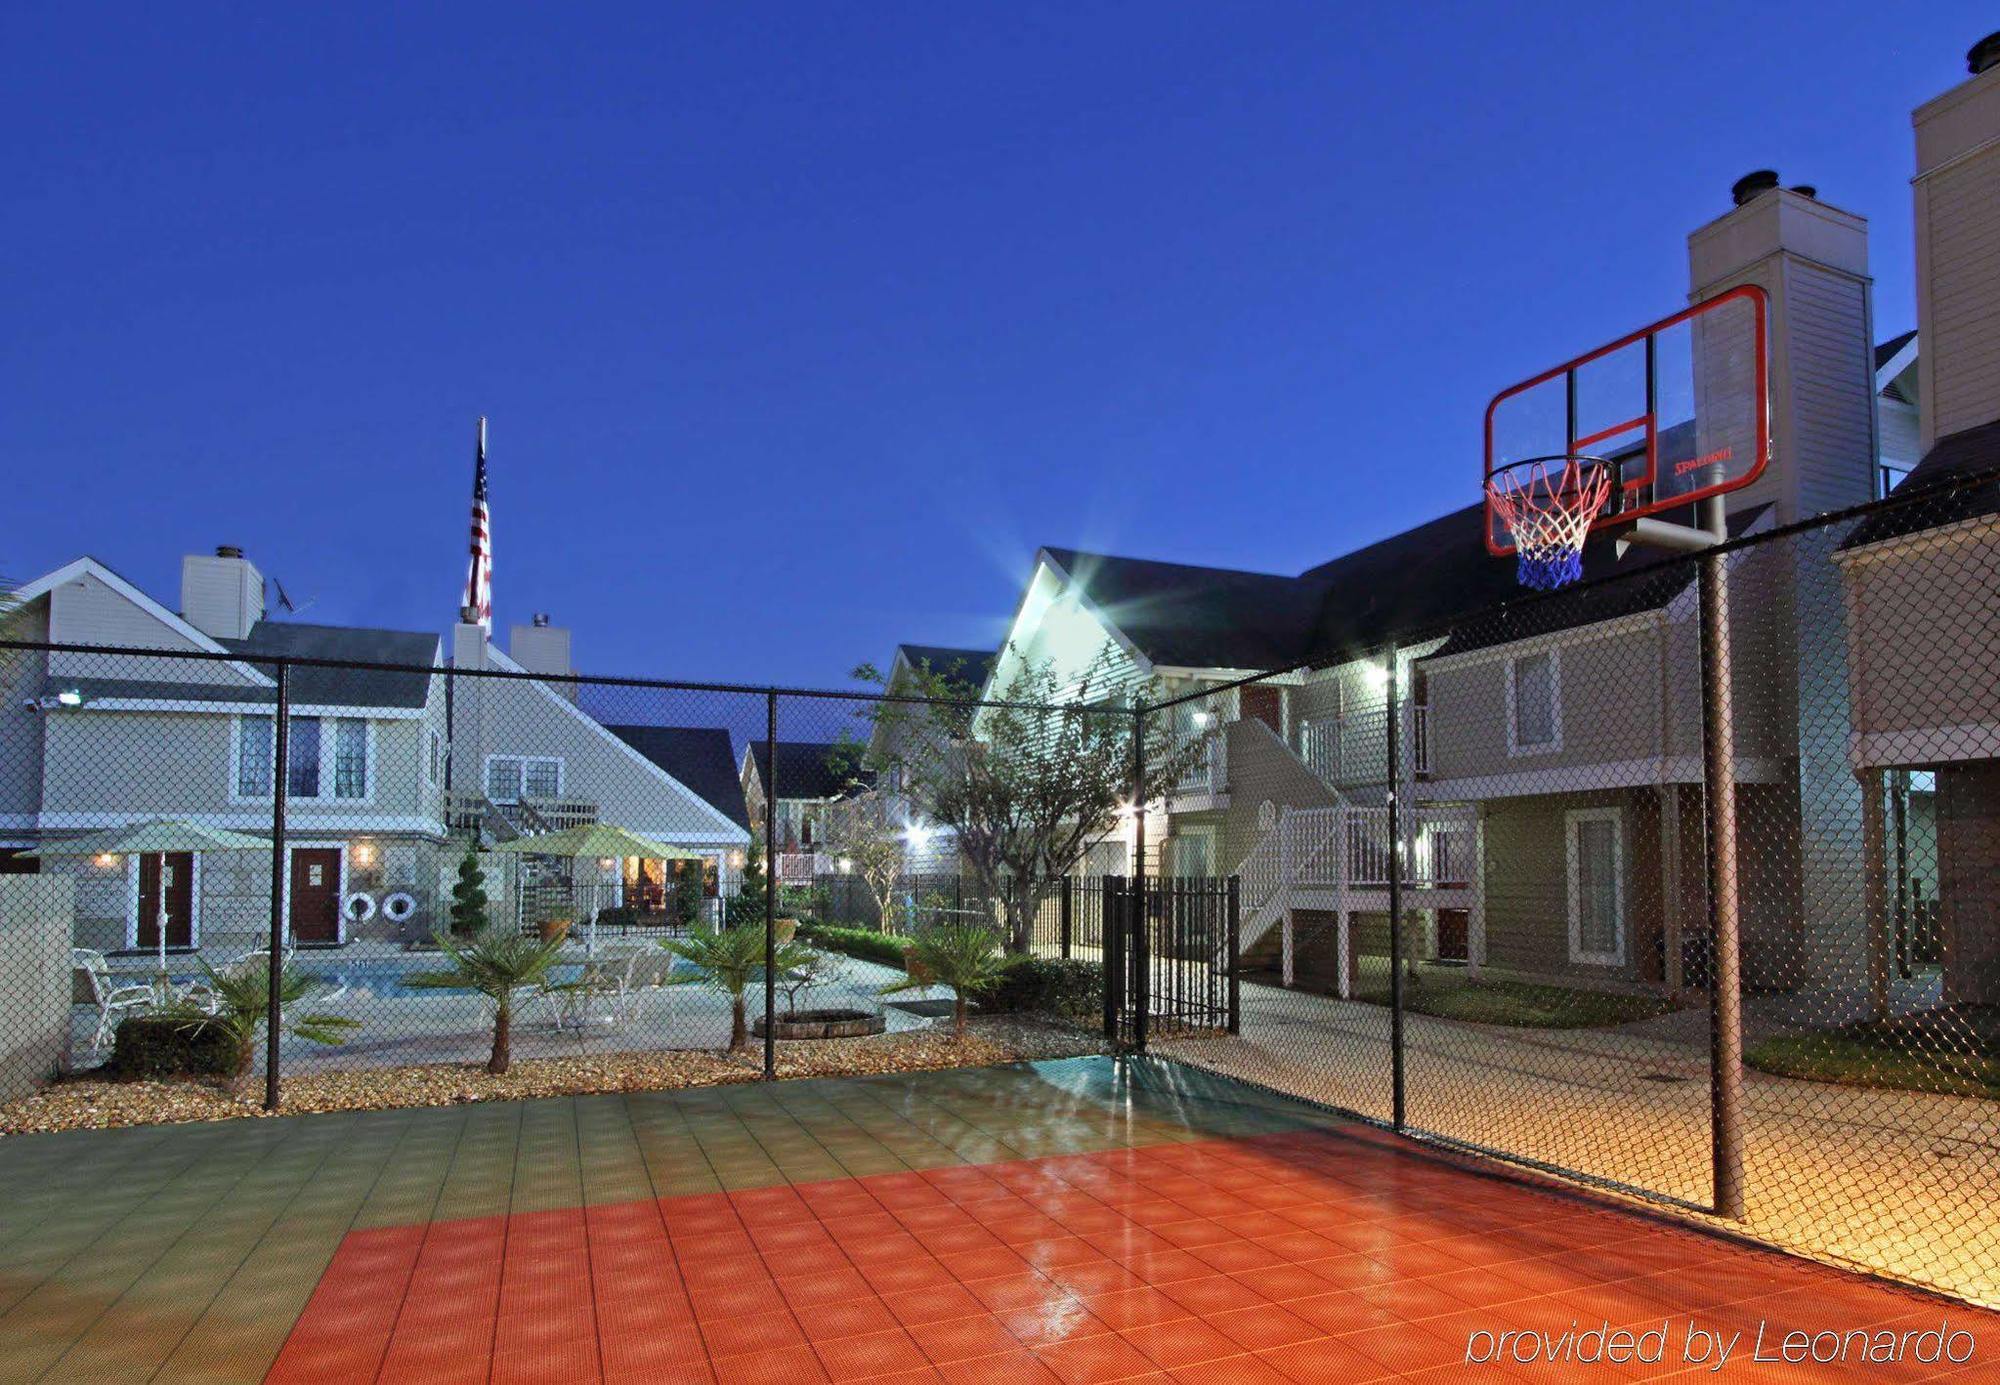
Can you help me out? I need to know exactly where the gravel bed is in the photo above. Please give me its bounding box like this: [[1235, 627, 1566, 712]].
[[0, 1016, 1107, 1136]]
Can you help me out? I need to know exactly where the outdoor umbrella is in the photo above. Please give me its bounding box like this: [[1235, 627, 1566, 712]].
[[487, 823, 704, 953], [28, 819, 270, 990]]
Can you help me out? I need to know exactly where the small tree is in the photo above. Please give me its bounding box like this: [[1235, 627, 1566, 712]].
[[881, 920, 1013, 1037], [449, 844, 489, 938], [727, 840, 769, 930], [820, 790, 906, 932], [859, 647, 1213, 953], [171, 959, 359, 1088], [407, 925, 568, 1074], [672, 860, 705, 928], [777, 946, 832, 1018], [664, 923, 817, 1051]]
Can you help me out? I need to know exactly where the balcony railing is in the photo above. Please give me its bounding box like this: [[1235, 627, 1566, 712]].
[[446, 791, 599, 840], [1295, 704, 1429, 785]]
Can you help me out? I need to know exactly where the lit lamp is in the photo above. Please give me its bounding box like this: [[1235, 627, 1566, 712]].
[[93, 853, 118, 869], [353, 840, 377, 868]]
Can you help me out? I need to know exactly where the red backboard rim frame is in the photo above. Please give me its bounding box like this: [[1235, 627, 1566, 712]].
[[1483, 283, 1770, 557]]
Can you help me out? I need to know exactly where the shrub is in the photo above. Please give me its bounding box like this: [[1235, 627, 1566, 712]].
[[798, 922, 907, 968], [595, 905, 637, 930], [449, 844, 489, 937], [110, 1015, 240, 1081], [983, 957, 1104, 1021]]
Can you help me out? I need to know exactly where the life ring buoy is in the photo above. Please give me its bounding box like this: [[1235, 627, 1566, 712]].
[[382, 892, 418, 924], [342, 892, 378, 923]]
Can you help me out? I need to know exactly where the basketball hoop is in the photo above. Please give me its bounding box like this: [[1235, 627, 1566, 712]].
[[1485, 455, 1614, 591]]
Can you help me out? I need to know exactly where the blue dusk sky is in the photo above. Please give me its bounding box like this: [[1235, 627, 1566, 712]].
[[3, 3, 1988, 688]]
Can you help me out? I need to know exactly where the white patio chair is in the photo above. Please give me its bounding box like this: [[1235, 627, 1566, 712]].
[[550, 952, 641, 1031], [217, 943, 297, 979], [73, 948, 154, 1052]]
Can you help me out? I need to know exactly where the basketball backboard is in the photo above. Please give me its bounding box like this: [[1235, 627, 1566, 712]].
[[1484, 283, 1769, 557]]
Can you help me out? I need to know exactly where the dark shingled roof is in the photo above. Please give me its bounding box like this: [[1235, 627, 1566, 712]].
[[894, 645, 995, 687], [1875, 328, 1917, 373], [1420, 503, 1773, 661], [224, 621, 438, 708], [1039, 548, 1332, 669], [59, 620, 438, 709], [1843, 417, 2000, 550], [744, 740, 869, 803], [604, 725, 750, 830]]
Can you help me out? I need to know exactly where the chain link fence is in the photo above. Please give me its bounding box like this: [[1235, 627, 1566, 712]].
[[1139, 462, 2000, 1308], [0, 459, 1993, 1308]]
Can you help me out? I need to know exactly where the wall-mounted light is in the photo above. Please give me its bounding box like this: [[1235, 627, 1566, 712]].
[[1190, 710, 1213, 729], [598, 857, 617, 871], [729, 850, 746, 868], [352, 840, 377, 868], [93, 853, 119, 869], [902, 823, 934, 849], [55, 689, 84, 708], [836, 857, 852, 874], [1363, 662, 1392, 691]]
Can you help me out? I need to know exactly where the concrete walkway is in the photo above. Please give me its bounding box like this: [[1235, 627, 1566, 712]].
[[1158, 979, 2000, 1310]]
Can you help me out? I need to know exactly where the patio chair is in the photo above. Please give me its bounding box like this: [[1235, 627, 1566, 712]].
[[558, 951, 642, 1030], [73, 948, 154, 1052], [219, 942, 296, 977]]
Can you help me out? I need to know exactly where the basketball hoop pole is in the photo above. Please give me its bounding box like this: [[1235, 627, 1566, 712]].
[[1697, 490, 1745, 1221]]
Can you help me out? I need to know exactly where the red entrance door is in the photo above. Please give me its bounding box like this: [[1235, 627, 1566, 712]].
[[290, 848, 343, 944], [1436, 908, 1470, 963], [1240, 684, 1283, 735], [137, 852, 195, 950]]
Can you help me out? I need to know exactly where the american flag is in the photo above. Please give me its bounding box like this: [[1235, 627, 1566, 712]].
[[462, 417, 492, 628]]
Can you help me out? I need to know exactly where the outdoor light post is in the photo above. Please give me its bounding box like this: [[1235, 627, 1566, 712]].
[[265, 664, 289, 1112], [763, 692, 778, 1081], [1385, 640, 1406, 1133]]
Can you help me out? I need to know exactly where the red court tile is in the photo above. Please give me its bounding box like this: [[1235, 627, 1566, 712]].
[[266, 1127, 1995, 1384]]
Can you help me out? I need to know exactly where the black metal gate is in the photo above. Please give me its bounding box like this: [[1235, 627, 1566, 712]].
[[1099, 874, 1240, 1049]]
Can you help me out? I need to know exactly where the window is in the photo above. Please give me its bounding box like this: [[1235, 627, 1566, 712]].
[[235, 714, 365, 800], [1168, 829, 1214, 878], [286, 717, 322, 797], [486, 755, 561, 803], [1508, 650, 1560, 752], [523, 758, 561, 799], [1566, 808, 1625, 966], [426, 729, 443, 786], [334, 719, 368, 799], [237, 716, 272, 797]]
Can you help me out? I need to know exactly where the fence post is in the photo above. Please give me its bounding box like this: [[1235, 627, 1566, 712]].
[[1226, 874, 1241, 1035], [1700, 548, 1746, 1219], [1385, 641, 1405, 1133], [1102, 878, 1122, 1043], [763, 692, 778, 1082], [264, 663, 289, 1113], [1060, 876, 1073, 959], [1131, 708, 1148, 1054]]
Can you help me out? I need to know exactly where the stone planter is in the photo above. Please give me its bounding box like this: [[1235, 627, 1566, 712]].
[[752, 1008, 886, 1041]]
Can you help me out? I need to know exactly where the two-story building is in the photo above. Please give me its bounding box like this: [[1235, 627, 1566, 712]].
[[0, 548, 750, 956]]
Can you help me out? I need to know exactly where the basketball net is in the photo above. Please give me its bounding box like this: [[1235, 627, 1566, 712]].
[[1487, 456, 1613, 591]]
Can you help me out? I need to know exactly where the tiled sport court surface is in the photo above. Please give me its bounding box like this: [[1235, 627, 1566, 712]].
[[0, 1059, 1989, 1383]]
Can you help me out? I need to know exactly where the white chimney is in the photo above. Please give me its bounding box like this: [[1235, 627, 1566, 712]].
[[1912, 31, 2000, 451], [179, 546, 265, 640], [1688, 175, 1878, 524], [510, 614, 574, 697]]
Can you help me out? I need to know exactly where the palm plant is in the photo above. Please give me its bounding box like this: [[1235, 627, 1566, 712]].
[[171, 958, 360, 1087], [663, 923, 817, 1052], [881, 920, 1013, 1037], [407, 925, 568, 1074]]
